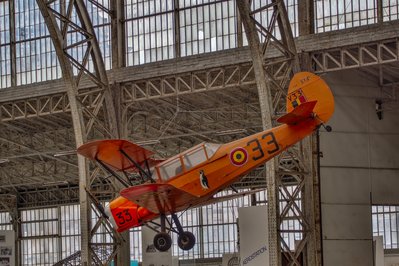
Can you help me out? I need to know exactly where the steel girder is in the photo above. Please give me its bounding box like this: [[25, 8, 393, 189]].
[[35, 0, 121, 265], [3, 36, 399, 124], [312, 38, 399, 74], [236, 1, 321, 265]]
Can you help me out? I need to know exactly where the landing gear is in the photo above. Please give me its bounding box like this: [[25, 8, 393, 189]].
[[151, 213, 196, 252], [153, 214, 171, 252], [153, 232, 172, 252], [177, 231, 196, 250], [172, 213, 196, 251]]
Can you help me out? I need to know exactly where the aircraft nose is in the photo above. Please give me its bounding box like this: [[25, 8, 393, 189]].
[[104, 204, 117, 229]]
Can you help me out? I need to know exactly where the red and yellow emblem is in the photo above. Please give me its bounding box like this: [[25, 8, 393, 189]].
[[230, 147, 248, 166], [288, 88, 307, 108]]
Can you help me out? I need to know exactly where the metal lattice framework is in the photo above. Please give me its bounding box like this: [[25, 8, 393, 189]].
[[236, 1, 321, 265], [312, 39, 399, 74], [34, 0, 123, 265]]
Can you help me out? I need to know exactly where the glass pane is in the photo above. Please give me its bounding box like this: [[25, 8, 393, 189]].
[[183, 147, 207, 170], [372, 205, 399, 249], [314, 0, 377, 33], [159, 158, 182, 180], [205, 143, 221, 158]]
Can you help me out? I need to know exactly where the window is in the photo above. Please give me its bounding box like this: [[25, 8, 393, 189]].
[[158, 143, 220, 180], [15, 0, 61, 85], [183, 146, 208, 171], [314, 0, 377, 33], [21, 207, 59, 265], [0, 1, 11, 88], [0, 212, 12, 230], [383, 0, 399, 21], [179, 0, 238, 56], [19, 205, 81, 265], [204, 143, 221, 159], [372, 205, 399, 249], [159, 157, 183, 180], [60, 205, 81, 259], [125, 0, 175, 65], [243, 0, 298, 43], [130, 227, 142, 262], [85, 0, 112, 70]]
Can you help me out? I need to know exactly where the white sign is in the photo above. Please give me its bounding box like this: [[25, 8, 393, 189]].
[[141, 221, 172, 266], [222, 253, 240, 266], [238, 206, 269, 266], [0, 231, 14, 266]]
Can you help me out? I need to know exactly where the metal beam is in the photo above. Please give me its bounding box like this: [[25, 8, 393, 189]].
[[298, 0, 314, 36], [35, 0, 121, 264], [111, 0, 126, 69], [9, 0, 16, 87], [311, 39, 399, 73], [3, 20, 399, 103], [236, 0, 301, 264]]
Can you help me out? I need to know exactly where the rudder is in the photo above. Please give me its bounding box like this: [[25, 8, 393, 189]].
[[286, 72, 334, 124]]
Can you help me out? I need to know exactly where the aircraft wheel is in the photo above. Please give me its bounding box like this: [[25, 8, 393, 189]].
[[153, 232, 172, 252], [177, 231, 196, 251]]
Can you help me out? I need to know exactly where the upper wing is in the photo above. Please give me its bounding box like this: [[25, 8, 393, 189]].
[[77, 139, 158, 172], [277, 100, 317, 125], [120, 183, 198, 214]]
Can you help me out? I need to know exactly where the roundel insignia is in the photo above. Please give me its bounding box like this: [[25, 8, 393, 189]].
[[230, 147, 248, 166]]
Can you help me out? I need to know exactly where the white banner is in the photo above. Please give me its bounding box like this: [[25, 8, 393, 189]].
[[238, 206, 269, 266], [141, 221, 172, 266]]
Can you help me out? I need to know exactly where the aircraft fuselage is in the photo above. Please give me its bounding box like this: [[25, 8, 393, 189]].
[[166, 119, 319, 204]]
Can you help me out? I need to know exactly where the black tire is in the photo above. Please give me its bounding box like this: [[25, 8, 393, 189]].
[[153, 232, 172, 252], [177, 231, 196, 251]]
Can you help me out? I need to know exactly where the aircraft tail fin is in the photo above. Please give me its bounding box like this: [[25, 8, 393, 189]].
[[280, 72, 334, 125]]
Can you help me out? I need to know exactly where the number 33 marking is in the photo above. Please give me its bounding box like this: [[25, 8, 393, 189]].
[[246, 132, 279, 161]]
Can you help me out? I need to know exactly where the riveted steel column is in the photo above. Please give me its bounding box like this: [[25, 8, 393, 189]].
[[113, 82, 131, 266], [9, 0, 16, 87], [236, 1, 279, 265], [35, 2, 89, 263], [300, 50, 322, 266], [111, 0, 126, 69], [36, 0, 120, 264], [110, 2, 130, 262], [237, 0, 302, 265], [174, 0, 181, 58], [298, 0, 314, 36], [74, 0, 120, 138], [377, 0, 383, 24]]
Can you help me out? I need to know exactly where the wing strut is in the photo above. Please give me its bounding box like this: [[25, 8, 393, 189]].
[[119, 149, 155, 183], [96, 158, 131, 188]]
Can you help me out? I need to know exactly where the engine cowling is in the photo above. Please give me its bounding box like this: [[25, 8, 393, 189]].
[[105, 196, 157, 232]]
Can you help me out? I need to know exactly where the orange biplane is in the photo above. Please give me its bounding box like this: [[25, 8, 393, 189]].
[[77, 72, 334, 252]]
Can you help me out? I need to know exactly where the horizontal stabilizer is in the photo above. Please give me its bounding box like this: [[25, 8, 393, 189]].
[[120, 183, 198, 214], [277, 101, 317, 125]]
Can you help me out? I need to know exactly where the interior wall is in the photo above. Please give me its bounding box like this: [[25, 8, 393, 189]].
[[319, 70, 399, 266]]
